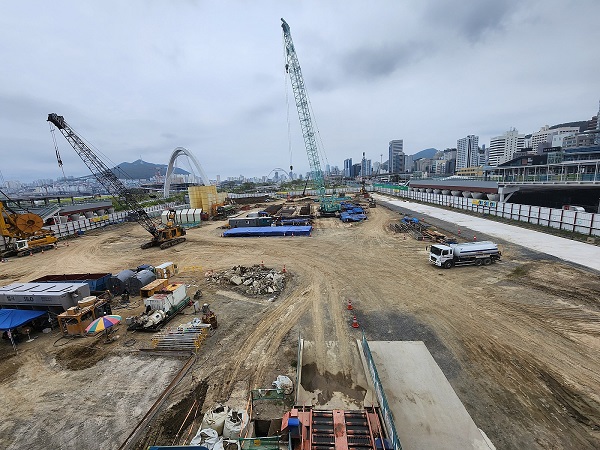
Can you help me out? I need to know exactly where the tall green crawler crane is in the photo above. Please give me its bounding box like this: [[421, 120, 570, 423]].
[[281, 18, 340, 214]]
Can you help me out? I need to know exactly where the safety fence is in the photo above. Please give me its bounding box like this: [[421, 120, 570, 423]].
[[361, 333, 403, 450], [374, 185, 600, 237], [227, 187, 363, 199], [45, 202, 181, 239]]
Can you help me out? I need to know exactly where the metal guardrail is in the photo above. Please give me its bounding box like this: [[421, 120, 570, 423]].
[[361, 333, 403, 450], [374, 187, 600, 237]]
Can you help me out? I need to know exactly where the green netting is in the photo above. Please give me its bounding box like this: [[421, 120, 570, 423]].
[[251, 389, 285, 401], [238, 436, 282, 450]]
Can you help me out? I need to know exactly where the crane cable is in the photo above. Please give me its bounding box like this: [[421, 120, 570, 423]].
[[49, 122, 67, 180], [283, 32, 293, 176]]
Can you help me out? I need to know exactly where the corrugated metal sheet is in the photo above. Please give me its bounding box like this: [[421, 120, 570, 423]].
[[223, 226, 312, 237]]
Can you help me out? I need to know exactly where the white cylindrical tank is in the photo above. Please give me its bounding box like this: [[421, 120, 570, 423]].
[[452, 241, 498, 257]]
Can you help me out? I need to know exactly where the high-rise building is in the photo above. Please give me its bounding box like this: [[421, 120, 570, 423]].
[[456, 135, 479, 170], [488, 129, 524, 166], [360, 152, 372, 177], [388, 140, 405, 173], [343, 158, 353, 178]]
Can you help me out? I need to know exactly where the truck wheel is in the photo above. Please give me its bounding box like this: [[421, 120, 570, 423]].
[[443, 260, 453, 269], [475, 259, 483, 266], [484, 258, 492, 266]]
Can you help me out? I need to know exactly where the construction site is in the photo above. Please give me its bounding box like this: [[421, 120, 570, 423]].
[[0, 191, 599, 450], [1, 16, 599, 450]]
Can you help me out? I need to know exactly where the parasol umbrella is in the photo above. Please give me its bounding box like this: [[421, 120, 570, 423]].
[[85, 315, 121, 342]]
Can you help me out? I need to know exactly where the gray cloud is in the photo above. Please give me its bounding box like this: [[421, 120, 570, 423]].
[[0, 1, 599, 183], [340, 40, 429, 80], [423, 0, 521, 43]]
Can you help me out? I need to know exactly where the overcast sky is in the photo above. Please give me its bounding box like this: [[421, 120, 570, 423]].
[[1, 0, 599, 183]]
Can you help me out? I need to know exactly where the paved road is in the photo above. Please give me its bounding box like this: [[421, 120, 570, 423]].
[[374, 194, 600, 272]]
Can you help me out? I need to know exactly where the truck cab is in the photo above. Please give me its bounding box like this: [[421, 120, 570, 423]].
[[429, 244, 453, 268]]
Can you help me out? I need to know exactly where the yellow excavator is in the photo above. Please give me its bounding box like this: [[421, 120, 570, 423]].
[[1, 190, 58, 257]]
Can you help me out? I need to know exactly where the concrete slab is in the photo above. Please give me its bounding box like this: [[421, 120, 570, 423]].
[[375, 195, 600, 272], [368, 341, 494, 450]]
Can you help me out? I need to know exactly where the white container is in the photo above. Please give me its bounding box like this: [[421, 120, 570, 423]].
[[223, 410, 247, 439], [200, 404, 229, 435]]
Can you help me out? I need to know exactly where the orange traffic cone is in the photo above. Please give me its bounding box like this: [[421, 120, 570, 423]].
[[282, 265, 287, 273], [347, 299, 353, 310], [351, 315, 359, 328]]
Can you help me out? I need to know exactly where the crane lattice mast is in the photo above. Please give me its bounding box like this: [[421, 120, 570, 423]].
[[47, 113, 159, 238], [281, 18, 338, 213]]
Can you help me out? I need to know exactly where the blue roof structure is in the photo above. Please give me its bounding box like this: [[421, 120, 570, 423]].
[[0, 309, 46, 330]]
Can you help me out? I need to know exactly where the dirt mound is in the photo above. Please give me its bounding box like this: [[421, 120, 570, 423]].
[[55, 340, 111, 370]]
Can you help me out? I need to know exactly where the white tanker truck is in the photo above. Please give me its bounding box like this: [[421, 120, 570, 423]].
[[429, 241, 501, 268]]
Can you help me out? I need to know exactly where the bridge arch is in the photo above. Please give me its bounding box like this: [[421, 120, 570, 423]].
[[163, 147, 210, 198], [267, 168, 291, 182]]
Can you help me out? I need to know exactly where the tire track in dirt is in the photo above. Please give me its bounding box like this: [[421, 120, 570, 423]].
[[216, 280, 312, 398]]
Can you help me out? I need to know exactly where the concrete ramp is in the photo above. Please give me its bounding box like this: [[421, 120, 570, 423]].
[[366, 341, 495, 450]]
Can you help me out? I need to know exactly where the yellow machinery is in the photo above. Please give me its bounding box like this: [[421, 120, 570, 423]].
[[0, 192, 58, 257], [57, 296, 111, 336]]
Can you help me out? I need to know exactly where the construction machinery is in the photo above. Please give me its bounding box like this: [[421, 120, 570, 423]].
[[281, 18, 340, 215], [0, 189, 58, 257], [47, 113, 186, 250]]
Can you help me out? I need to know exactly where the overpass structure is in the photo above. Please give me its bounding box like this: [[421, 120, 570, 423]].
[[408, 174, 600, 204]]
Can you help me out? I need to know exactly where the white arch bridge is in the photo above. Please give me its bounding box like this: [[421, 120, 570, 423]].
[[163, 147, 210, 198]]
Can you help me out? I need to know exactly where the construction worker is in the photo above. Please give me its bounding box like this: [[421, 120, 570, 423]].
[[121, 289, 129, 303]]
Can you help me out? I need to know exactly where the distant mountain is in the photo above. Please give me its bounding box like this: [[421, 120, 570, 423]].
[[112, 159, 189, 180], [411, 148, 438, 160]]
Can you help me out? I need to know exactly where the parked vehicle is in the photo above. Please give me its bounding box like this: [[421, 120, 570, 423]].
[[429, 241, 501, 268]]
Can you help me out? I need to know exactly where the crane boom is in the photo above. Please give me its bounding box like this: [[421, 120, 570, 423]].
[[47, 113, 186, 249], [281, 18, 339, 213]]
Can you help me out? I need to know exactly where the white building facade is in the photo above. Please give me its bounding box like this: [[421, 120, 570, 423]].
[[388, 140, 405, 173], [456, 135, 479, 170], [488, 129, 525, 166]]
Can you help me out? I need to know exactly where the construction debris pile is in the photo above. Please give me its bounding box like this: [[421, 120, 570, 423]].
[[205, 265, 286, 297], [390, 216, 450, 242]]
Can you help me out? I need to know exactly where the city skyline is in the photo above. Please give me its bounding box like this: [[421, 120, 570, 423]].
[[1, 1, 600, 183]]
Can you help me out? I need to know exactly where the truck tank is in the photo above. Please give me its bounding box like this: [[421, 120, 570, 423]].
[[126, 269, 157, 296], [107, 269, 136, 295], [451, 241, 499, 257]]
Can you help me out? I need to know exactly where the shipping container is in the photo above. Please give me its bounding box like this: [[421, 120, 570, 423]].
[[30, 273, 111, 292]]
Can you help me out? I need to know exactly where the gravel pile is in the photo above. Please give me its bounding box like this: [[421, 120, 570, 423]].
[[205, 265, 286, 297]]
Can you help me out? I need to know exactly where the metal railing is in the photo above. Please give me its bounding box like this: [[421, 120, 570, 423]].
[[374, 187, 600, 237], [361, 333, 403, 450]]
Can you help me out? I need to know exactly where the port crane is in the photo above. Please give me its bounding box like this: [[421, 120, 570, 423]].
[[281, 18, 340, 214], [47, 113, 186, 249]]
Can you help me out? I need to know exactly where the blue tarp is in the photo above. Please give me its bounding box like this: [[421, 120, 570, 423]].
[[0, 309, 46, 330], [223, 225, 312, 237], [340, 212, 367, 222]]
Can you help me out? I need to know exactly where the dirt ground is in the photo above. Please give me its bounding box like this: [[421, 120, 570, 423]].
[[1, 197, 599, 449]]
